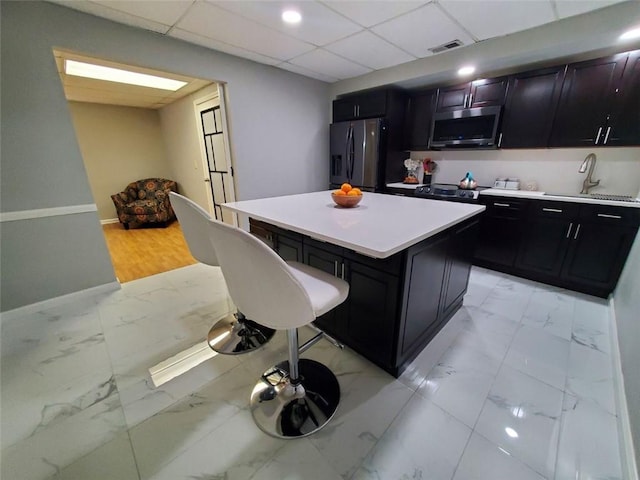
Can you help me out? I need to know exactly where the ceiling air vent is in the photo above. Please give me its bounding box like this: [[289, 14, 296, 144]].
[[429, 40, 463, 54]]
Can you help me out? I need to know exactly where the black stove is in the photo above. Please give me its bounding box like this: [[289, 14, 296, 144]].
[[414, 184, 483, 203]]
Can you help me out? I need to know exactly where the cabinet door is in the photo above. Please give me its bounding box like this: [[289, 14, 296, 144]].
[[500, 67, 565, 148], [333, 98, 357, 122], [436, 83, 470, 112], [469, 77, 508, 108], [474, 198, 527, 268], [404, 90, 436, 150], [607, 50, 640, 146], [515, 201, 578, 276], [399, 235, 448, 361], [549, 53, 627, 147], [303, 244, 344, 336], [357, 90, 388, 119], [343, 260, 399, 367], [276, 233, 303, 262], [441, 219, 479, 317], [561, 222, 637, 292]]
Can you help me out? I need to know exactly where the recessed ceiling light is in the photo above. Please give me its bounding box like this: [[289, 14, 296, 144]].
[[64, 59, 187, 91], [505, 427, 519, 438], [458, 66, 476, 76], [282, 9, 301, 24], [620, 27, 640, 41]]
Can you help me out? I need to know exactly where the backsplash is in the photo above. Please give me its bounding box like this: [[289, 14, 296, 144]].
[[409, 147, 640, 196]]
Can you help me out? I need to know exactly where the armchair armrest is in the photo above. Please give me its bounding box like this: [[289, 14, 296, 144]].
[[111, 192, 129, 210]]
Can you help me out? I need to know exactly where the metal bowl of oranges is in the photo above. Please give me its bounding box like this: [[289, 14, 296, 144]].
[[331, 183, 363, 208]]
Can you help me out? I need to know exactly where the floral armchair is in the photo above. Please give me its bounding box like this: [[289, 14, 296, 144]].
[[111, 178, 178, 229]]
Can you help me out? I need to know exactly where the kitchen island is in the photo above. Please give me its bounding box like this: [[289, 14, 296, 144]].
[[223, 191, 485, 376]]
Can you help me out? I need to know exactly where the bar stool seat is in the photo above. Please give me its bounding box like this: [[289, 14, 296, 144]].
[[206, 216, 349, 438], [169, 192, 275, 354]]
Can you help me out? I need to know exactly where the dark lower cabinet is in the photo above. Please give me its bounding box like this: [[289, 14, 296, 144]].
[[251, 216, 480, 376], [476, 197, 640, 297], [474, 197, 528, 268]]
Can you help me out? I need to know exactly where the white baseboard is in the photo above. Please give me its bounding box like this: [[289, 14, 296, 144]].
[[609, 297, 639, 480], [101, 218, 120, 225], [0, 281, 121, 324]]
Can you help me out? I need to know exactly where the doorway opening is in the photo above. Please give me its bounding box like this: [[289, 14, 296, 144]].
[[53, 48, 237, 282]]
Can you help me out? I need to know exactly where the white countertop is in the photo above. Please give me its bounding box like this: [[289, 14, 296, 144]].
[[223, 190, 485, 259], [480, 188, 640, 208]]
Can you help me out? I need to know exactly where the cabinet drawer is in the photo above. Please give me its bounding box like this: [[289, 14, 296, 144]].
[[578, 204, 640, 226], [529, 201, 579, 218], [483, 197, 528, 215]]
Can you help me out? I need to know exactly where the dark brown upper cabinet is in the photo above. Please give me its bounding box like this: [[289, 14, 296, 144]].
[[435, 77, 508, 112], [499, 66, 566, 148], [332, 90, 388, 122], [549, 51, 635, 147], [404, 89, 436, 150], [606, 50, 640, 146]]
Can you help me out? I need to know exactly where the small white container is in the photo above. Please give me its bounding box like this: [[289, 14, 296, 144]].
[[505, 178, 520, 190], [494, 178, 507, 189]]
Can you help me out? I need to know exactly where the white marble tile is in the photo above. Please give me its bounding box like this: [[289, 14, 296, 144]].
[[571, 296, 611, 355], [1, 390, 127, 480], [397, 307, 468, 391], [52, 432, 139, 480], [474, 365, 563, 478], [468, 267, 505, 289], [308, 371, 414, 479], [116, 349, 240, 429], [130, 363, 254, 478], [521, 289, 575, 341], [453, 432, 545, 480], [555, 394, 623, 480], [464, 282, 493, 308], [503, 325, 570, 390], [417, 343, 501, 428], [480, 281, 533, 322], [352, 394, 471, 480], [451, 306, 520, 362], [148, 410, 285, 480], [250, 438, 343, 480], [566, 341, 616, 416]]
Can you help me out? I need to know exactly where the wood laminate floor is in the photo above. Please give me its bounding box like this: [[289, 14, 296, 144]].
[[102, 220, 197, 283]]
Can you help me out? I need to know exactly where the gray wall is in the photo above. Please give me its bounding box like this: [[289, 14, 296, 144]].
[[613, 233, 640, 470], [0, 1, 330, 311]]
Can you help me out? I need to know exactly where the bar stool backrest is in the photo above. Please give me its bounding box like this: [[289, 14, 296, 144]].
[[170, 192, 219, 266]]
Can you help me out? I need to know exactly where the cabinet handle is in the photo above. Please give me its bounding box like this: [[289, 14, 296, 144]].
[[597, 213, 622, 219], [353, 105, 357, 118], [604, 126, 611, 144], [334, 260, 338, 277], [595, 126, 603, 144], [341, 263, 345, 280], [573, 223, 581, 240], [357, 105, 360, 117], [494, 202, 511, 207], [566, 222, 573, 239], [542, 207, 563, 213], [463, 94, 468, 108], [468, 93, 473, 107], [498, 133, 503, 147]]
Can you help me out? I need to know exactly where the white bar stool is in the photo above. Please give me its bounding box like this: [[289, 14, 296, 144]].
[[170, 192, 275, 354], [207, 216, 349, 438]]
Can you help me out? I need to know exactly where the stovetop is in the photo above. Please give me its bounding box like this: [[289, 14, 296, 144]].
[[414, 184, 486, 202]]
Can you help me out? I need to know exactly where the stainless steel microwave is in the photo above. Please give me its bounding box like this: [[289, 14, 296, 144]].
[[429, 106, 502, 149]]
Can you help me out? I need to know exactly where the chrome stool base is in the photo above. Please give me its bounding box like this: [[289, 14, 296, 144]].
[[207, 313, 275, 355], [250, 358, 340, 439]]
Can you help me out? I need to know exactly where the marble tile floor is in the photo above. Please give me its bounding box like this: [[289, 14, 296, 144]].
[[0, 263, 626, 480]]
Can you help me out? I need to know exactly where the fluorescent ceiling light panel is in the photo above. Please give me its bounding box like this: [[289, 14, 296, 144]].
[[64, 59, 187, 91], [619, 27, 640, 41]]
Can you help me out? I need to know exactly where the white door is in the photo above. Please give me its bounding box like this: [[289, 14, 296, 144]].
[[194, 86, 237, 225]]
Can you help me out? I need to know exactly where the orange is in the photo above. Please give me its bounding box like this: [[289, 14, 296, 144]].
[[333, 189, 346, 196], [350, 188, 362, 195], [347, 190, 360, 196], [340, 183, 352, 193]]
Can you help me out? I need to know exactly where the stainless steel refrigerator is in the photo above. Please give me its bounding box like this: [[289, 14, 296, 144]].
[[330, 118, 385, 192]]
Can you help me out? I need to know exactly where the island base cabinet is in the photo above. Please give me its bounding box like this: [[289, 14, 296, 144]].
[[251, 217, 479, 377]]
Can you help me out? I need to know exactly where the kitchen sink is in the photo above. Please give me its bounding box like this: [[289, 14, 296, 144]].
[[543, 192, 637, 202]]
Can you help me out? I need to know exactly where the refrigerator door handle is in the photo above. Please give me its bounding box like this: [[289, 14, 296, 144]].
[[349, 125, 355, 183]]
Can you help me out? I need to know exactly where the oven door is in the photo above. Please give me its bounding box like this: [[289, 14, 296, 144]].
[[430, 106, 502, 148]]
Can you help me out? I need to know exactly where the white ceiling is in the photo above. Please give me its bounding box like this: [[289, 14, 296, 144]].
[[50, 0, 630, 84]]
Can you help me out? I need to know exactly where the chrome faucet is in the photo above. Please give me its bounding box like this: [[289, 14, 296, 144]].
[[579, 153, 600, 194]]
